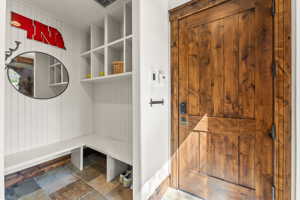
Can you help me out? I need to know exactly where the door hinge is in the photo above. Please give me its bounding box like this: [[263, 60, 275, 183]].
[[272, 185, 276, 200], [272, 0, 276, 17], [272, 62, 277, 78], [269, 124, 276, 141]]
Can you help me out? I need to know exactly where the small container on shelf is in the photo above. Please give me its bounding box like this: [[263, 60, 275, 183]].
[[99, 72, 105, 77], [112, 61, 124, 74], [86, 73, 92, 79]]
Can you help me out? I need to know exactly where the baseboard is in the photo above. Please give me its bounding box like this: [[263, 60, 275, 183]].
[[148, 176, 170, 200]]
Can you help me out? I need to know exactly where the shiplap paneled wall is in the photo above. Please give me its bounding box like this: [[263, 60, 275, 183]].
[[93, 79, 132, 145], [5, 0, 93, 156]]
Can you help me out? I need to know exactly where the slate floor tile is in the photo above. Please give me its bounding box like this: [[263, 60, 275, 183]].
[[5, 153, 132, 200], [34, 166, 78, 194], [49, 180, 93, 200], [87, 175, 119, 196], [105, 185, 132, 200], [19, 189, 50, 200], [74, 163, 104, 182], [80, 191, 107, 200], [5, 178, 40, 200]]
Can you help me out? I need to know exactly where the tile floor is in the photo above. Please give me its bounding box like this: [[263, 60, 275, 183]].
[[162, 188, 203, 200], [5, 153, 132, 200]]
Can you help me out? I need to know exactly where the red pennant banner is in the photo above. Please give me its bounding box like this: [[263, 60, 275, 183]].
[[11, 12, 66, 50]]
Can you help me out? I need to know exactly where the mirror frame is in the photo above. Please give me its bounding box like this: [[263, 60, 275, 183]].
[[6, 51, 70, 100]]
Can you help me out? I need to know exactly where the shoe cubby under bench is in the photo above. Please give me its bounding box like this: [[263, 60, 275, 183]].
[[4, 134, 132, 182]]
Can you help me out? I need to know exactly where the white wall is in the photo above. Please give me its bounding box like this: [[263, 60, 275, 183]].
[[4, 0, 93, 156], [138, 0, 170, 199], [93, 79, 132, 152], [0, 0, 6, 199], [169, 0, 190, 9]]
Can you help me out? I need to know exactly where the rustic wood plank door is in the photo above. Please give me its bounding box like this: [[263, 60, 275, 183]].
[[177, 0, 274, 199]]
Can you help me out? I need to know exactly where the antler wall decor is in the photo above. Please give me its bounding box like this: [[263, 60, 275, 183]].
[[5, 41, 21, 61]]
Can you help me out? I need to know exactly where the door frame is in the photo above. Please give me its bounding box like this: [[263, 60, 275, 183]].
[[169, 0, 292, 200], [0, 0, 7, 199]]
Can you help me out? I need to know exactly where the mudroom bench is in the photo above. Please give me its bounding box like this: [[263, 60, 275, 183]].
[[5, 134, 132, 182]]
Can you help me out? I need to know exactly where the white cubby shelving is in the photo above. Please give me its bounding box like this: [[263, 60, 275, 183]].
[[80, 0, 133, 83], [81, 52, 92, 81], [107, 41, 124, 75], [49, 58, 68, 87], [92, 47, 105, 78], [125, 37, 132, 73], [125, 1, 132, 36]]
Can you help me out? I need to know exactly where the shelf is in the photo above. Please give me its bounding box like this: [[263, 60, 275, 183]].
[[81, 51, 91, 58], [80, 0, 133, 83], [81, 72, 132, 83], [93, 45, 106, 53], [126, 35, 133, 40], [107, 38, 124, 47], [50, 63, 61, 68], [49, 82, 68, 87]]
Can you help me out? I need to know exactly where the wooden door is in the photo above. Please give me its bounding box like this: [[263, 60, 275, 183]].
[[176, 0, 274, 199]]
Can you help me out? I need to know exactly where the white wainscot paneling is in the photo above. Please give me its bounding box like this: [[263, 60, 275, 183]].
[[93, 79, 132, 144], [4, 0, 93, 156]]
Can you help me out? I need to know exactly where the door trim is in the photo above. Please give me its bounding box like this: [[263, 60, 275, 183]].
[[169, 0, 292, 200], [0, 0, 6, 198]]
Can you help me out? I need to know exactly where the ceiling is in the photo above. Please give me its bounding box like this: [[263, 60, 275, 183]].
[[22, 0, 123, 30]]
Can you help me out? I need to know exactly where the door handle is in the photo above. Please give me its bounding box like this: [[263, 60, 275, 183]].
[[180, 102, 187, 114]]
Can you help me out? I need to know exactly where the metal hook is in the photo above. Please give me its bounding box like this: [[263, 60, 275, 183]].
[[5, 41, 21, 61]]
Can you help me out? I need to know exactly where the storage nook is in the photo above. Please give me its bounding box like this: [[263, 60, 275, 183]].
[[80, 0, 132, 82], [4, 0, 135, 199]]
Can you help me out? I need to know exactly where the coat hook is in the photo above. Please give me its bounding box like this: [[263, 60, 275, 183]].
[[5, 41, 21, 61]]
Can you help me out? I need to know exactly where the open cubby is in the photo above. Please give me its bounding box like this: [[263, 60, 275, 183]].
[[125, 38, 132, 72], [81, 53, 91, 80], [91, 22, 105, 49], [82, 30, 91, 53], [49, 67, 55, 84], [49, 60, 68, 86], [55, 65, 62, 83], [107, 15, 124, 44], [125, 1, 132, 36], [107, 41, 124, 75], [92, 47, 105, 78], [107, 3, 124, 44], [80, 0, 132, 82], [62, 66, 69, 83]]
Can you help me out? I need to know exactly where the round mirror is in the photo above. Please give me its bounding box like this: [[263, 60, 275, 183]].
[[6, 52, 69, 99]]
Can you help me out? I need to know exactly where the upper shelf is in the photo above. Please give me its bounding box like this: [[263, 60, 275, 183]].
[[81, 72, 132, 83], [80, 0, 133, 83], [80, 0, 132, 54], [80, 35, 132, 57]]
